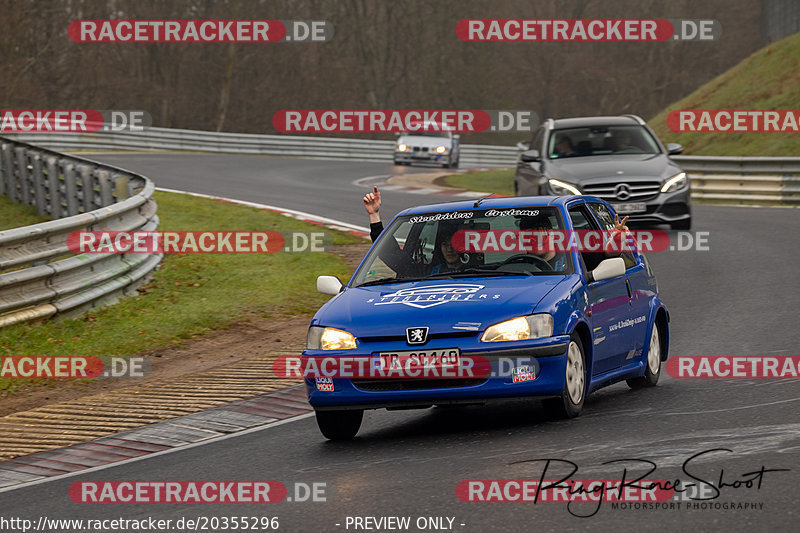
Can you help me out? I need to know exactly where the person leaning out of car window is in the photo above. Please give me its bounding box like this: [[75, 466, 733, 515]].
[[362, 186, 464, 276]]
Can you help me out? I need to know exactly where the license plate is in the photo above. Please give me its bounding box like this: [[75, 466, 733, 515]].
[[376, 348, 460, 371], [613, 202, 646, 214]]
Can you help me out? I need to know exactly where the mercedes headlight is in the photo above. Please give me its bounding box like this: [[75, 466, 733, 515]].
[[661, 172, 687, 193], [397, 143, 409, 152], [548, 179, 581, 196], [307, 326, 357, 350], [435, 145, 448, 154], [480, 314, 554, 342]]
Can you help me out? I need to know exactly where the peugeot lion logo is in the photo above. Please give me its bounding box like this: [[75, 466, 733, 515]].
[[406, 327, 429, 345], [614, 183, 632, 201]]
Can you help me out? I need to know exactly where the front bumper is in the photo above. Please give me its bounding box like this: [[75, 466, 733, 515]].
[[612, 188, 692, 226], [394, 150, 449, 164], [303, 336, 570, 410]]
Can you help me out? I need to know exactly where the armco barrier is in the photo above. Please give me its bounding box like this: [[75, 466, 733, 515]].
[[0, 136, 161, 328], [5, 127, 799, 205]]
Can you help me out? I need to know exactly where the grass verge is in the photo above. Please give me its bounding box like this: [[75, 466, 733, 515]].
[[0, 196, 49, 230], [649, 32, 800, 156], [443, 169, 515, 196], [0, 190, 364, 395]]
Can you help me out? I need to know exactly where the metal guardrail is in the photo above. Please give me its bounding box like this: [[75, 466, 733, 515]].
[[5, 127, 798, 205], [6, 127, 800, 174], [4, 127, 518, 168], [0, 136, 161, 328]]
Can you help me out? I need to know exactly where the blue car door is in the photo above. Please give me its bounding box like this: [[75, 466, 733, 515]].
[[586, 202, 650, 364], [567, 202, 631, 376]]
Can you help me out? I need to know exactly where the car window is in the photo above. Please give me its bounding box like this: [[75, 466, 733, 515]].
[[547, 125, 660, 159], [587, 202, 637, 269], [352, 207, 572, 286], [568, 204, 606, 273]]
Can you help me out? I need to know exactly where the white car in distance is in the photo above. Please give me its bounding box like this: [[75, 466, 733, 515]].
[[394, 130, 460, 168]]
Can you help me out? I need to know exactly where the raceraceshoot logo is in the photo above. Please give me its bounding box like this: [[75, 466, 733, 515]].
[[369, 284, 501, 309]]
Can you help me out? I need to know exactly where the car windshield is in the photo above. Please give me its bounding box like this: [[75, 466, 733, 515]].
[[352, 207, 572, 287], [547, 125, 660, 159], [401, 131, 451, 138]]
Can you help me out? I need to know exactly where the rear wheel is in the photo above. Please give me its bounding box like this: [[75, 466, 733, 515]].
[[627, 322, 662, 389], [545, 333, 587, 419], [315, 409, 363, 440]]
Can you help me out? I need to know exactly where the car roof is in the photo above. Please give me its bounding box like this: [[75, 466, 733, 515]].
[[551, 115, 642, 129], [398, 195, 604, 215]]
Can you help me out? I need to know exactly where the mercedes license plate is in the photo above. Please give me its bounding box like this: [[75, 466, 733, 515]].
[[613, 202, 646, 214]]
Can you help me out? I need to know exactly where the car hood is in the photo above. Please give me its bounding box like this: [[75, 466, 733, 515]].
[[398, 135, 451, 148], [549, 154, 679, 184], [313, 277, 566, 337]]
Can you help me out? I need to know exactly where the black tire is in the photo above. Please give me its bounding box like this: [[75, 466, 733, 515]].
[[627, 322, 662, 389], [545, 333, 587, 419], [671, 218, 691, 230], [315, 409, 363, 440]]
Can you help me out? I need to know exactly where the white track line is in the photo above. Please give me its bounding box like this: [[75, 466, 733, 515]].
[[0, 190, 372, 493], [156, 187, 370, 235], [0, 412, 315, 494]]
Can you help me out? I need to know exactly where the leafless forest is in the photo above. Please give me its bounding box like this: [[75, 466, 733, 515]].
[[1, 0, 765, 143]]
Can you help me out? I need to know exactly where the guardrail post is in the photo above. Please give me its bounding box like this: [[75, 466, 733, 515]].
[[31, 154, 47, 216], [0, 142, 8, 197], [63, 162, 79, 216], [46, 156, 63, 218], [79, 164, 95, 212], [114, 174, 131, 201], [98, 169, 114, 206], [9, 147, 25, 203]]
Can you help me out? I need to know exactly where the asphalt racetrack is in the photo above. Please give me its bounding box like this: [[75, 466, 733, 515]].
[[2, 153, 798, 531]]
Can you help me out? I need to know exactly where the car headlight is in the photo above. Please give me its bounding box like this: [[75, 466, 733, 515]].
[[548, 179, 581, 195], [307, 326, 357, 350], [661, 172, 687, 193], [435, 145, 448, 154], [480, 314, 554, 342], [397, 143, 408, 152]]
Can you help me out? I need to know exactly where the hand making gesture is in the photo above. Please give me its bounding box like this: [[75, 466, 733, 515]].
[[363, 185, 381, 224]]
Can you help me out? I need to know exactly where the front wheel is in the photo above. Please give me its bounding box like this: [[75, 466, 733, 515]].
[[315, 409, 363, 440], [671, 218, 691, 230], [545, 333, 587, 419], [627, 323, 662, 389]]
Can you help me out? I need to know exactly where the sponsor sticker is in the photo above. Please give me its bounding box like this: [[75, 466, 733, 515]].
[[511, 365, 535, 383], [315, 377, 334, 391]]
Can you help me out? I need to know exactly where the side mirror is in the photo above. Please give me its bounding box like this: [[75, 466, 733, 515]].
[[520, 149, 541, 163], [590, 258, 625, 282], [317, 275, 343, 295], [516, 141, 530, 151], [667, 143, 683, 155]]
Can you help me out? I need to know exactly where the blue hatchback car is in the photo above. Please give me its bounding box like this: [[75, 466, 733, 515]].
[[305, 195, 669, 440]]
